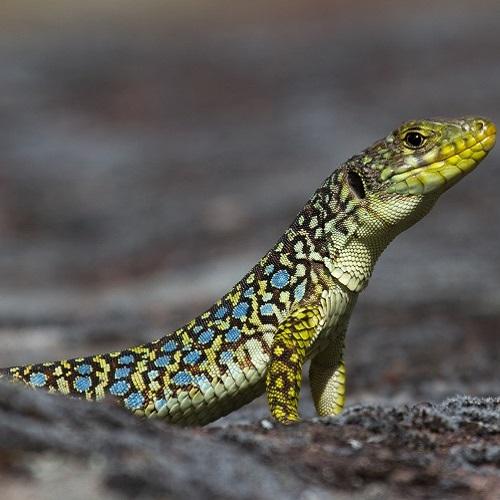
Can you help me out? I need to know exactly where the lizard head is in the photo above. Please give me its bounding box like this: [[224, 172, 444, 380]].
[[343, 117, 496, 236]]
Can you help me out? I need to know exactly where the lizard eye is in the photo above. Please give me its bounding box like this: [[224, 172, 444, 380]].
[[403, 130, 427, 149]]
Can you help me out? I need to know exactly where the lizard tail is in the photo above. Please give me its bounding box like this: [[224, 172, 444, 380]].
[[0, 338, 172, 413]]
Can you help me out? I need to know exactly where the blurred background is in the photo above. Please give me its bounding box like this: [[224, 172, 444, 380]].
[[0, 0, 499, 421]]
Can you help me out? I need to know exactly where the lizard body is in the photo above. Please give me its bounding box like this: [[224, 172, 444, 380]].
[[1, 117, 496, 424]]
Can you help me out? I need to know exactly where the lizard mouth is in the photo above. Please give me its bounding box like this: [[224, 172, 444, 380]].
[[387, 119, 496, 195]]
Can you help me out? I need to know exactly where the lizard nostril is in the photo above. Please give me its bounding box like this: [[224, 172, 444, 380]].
[[475, 120, 485, 132]]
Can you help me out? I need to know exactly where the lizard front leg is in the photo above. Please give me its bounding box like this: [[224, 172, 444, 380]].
[[266, 305, 324, 424], [308, 329, 346, 416]]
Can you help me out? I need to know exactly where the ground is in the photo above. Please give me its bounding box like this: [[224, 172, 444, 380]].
[[0, 1, 499, 498], [1, 385, 499, 499]]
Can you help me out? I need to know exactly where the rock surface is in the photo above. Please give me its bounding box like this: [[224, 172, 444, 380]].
[[0, 382, 499, 499]]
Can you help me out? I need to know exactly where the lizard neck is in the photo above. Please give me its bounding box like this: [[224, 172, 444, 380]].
[[288, 170, 402, 293]]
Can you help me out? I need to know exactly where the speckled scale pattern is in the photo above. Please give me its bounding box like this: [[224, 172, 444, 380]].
[[1, 117, 495, 424], [2, 188, 342, 424], [266, 306, 322, 423]]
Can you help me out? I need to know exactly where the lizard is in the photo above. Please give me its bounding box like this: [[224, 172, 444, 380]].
[[0, 117, 495, 425]]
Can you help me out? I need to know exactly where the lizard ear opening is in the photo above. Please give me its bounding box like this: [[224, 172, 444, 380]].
[[347, 170, 366, 199]]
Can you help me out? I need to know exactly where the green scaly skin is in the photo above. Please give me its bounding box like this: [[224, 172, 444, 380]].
[[0, 117, 496, 425]]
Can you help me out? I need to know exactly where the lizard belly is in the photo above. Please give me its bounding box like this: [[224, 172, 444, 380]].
[[308, 285, 355, 358], [140, 330, 275, 425]]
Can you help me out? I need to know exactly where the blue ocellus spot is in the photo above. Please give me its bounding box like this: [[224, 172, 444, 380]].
[[163, 340, 178, 352], [264, 264, 275, 275], [183, 350, 201, 365], [109, 380, 130, 396], [76, 364, 92, 375], [173, 371, 192, 386], [214, 306, 228, 319], [271, 269, 290, 289], [233, 302, 249, 319], [125, 392, 144, 410], [219, 351, 233, 363], [198, 329, 214, 344], [118, 354, 134, 365], [294, 281, 306, 301], [154, 355, 171, 368], [30, 372, 46, 387], [243, 287, 255, 298], [115, 367, 130, 379], [225, 326, 241, 342], [194, 374, 211, 392], [74, 376, 91, 392], [260, 303, 274, 316], [154, 398, 167, 411]]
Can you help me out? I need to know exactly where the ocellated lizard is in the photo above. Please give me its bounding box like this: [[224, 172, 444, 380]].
[[1, 117, 496, 425]]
